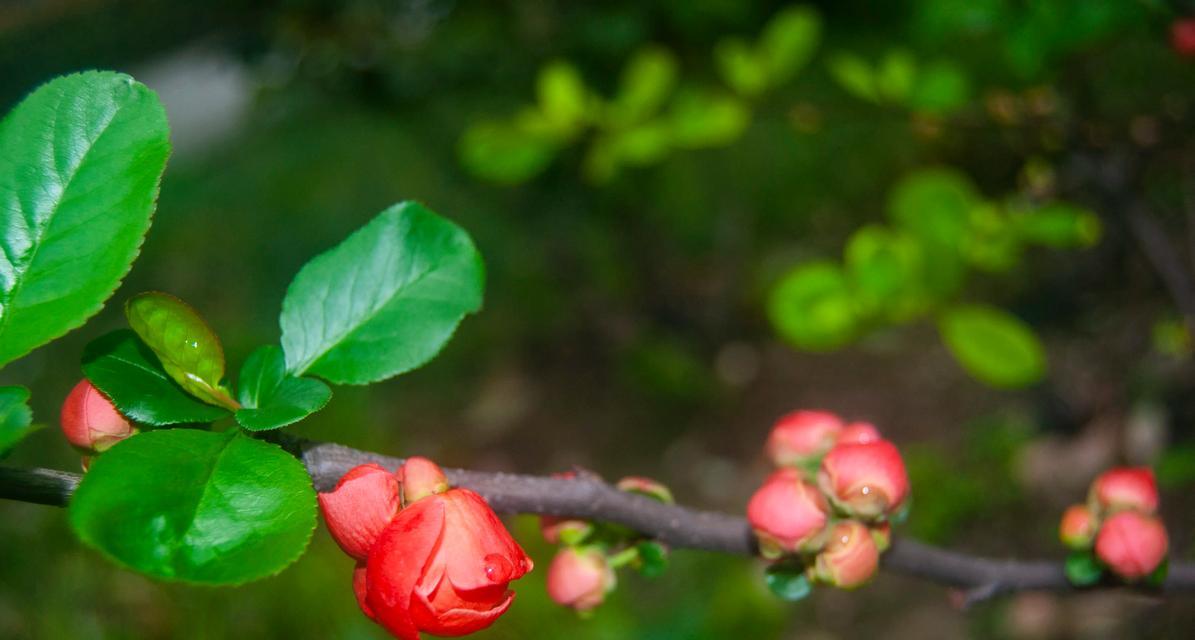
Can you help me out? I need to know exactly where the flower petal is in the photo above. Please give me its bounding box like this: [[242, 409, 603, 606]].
[[366, 497, 446, 640]]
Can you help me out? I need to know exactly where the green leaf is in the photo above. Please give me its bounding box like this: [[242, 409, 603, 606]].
[[715, 38, 769, 97], [280, 202, 485, 384], [888, 168, 979, 246], [876, 50, 917, 102], [764, 564, 813, 601], [82, 330, 230, 426], [610, 46, 678, 126], [759, 6, 821, 84], [0, 71, 170, 369], [908, 61, 971, 115], [457, 120, 558, 185], [938, 304, 1046, 388], [1064, 550, 1104, 587], [126, 292, 237, 410], [235, 346, 332, 432], [633, 541, 669, 578], [666, 89, 751, 149], [768, 261, 858, 351], [0, 386, 35, 457], [537, 61, 591, 135], [1012, 203, 1101, 248], [69, 429, 316, 584], [845, 226, 927, 320], [962, 204, 1021, 273], [828, 53, 878, 102]]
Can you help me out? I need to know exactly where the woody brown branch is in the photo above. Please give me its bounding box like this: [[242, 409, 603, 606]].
[[2, 438, 1194, 605]]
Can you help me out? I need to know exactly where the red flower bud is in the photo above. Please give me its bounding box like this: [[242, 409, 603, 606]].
[[813, 520, 880, 588], [838, 422, 881, 445], [616, 476, 673, 503], [365, 461, 533, 640], [1089, 467, 1157, 516], [747, 468, 829, 557], [1059, 504, 1097, 550], [765, 410, 844, 467], [1172, 19, 1195, 57], [400, 456, 449, 504], [60, 379, 136, 454], [1094, 511, 1168, 580], [546, 547, 616, 612], [318, 463, 401, 561], [818, 439, 909, 521]]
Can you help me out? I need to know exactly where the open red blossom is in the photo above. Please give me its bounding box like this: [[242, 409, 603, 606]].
[[765, 410, 844, 467], [747, 468, 829, 556], [364, 460, 533, 640], [60, 379, 136, 455], [813, 520, 880, 588], [546, 547, 615, 611], [1095, 511, 1168, 580], [1089, 467, 1158, 516], [818, 439, 909, 521], [318, 463, 400, 561]]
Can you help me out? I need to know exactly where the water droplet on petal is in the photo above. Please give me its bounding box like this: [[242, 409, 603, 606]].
[[483, 553, 513, 583]]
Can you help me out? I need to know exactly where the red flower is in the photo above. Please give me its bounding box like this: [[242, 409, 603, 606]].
[[363, 459, 533, 639], [1089, 467, 1157, 516], [818, 439, 909, 521], [1173, 19, 1195, 57], [1059, 504, 1097, 550], [60, 379, 136, 455], [838, 421, 881, 445], [1094, 511, 1168, 580], [813, 520, 880, 588], [318, 463, 400, 561], [765, 410, 844, 467], [747, 468, 829, 557], [545, 547, 615, 611]]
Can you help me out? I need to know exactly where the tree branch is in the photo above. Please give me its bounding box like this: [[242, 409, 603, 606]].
[[3, 439, 1194, 605]]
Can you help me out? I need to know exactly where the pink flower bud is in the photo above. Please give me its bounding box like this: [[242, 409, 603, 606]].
[[1094, 511, 1168, 580], [546, 547, 616, 612], [1089, 467, 1158, 516], [540, 516, 594, 546], [765, 410, 844, 467], [1059, 504, 1097, 550], [747, 468, 829, 557], [616, 476, 673, 503], [60, 379, 136, 454], [813, 520, 880, 588], [318, 463, 400, 561], [400, 456, 449, 504], [818, 439, 909, 521], [838, 422, 881, 445]]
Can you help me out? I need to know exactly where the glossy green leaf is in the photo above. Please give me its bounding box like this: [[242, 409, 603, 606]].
[[537, 61, 590, 135], [667, 89, 751, 149], [0, 386, 35, 457], [280, 202, 485, 384], [82, 330, 230, 426], [1064, 550, 1103, 587], [610, 46, 678, 126], [0, 71, 170, 369], [715, 38, 769, 97], [828, 53, 878, 102], [759, 6, 821, 83], [70, 429, 316, 584], [1012, 203, 1101, 248], [764, 564, 813, 601], [126, 292, 237, 410], [235, 346, 332, 432], [769, 261, 858, 351], [457, 120, 558, 185], [939, 305, 1046, 388]]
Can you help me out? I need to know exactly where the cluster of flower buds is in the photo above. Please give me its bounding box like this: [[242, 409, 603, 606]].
[[60, 379, 137, 467], [318, 457, 533, 640], [748, 410, 908, 592], [1059, 467, 1169, 583], [540, 474, 672, 614]]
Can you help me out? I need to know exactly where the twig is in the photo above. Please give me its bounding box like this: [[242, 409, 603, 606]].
[[2, 439, 1193, 604]]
